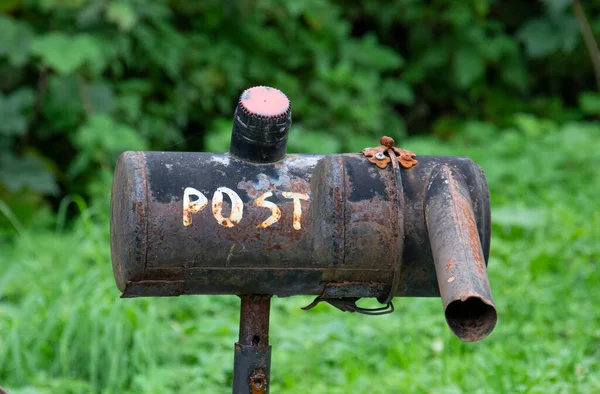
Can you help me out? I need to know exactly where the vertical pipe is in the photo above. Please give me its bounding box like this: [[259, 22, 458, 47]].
[[232, 295, 272, 394], [425, 165, 497, 342]]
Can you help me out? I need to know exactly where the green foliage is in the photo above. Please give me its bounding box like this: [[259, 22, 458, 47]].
[[1, 0, 600, 225], [579, 91, 600, 115], [0, 88, 35, 136], [1, 2, 599, 391], [517, 1, 579, 58], [2, 120, 600, 393]]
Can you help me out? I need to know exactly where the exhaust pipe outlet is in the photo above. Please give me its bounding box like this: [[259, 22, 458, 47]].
[[425, 165, 497, 342]]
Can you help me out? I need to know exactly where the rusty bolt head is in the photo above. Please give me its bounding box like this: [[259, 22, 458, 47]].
[[379, 136, 395, 148]]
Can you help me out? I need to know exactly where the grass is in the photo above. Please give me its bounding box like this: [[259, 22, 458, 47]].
[[1, 117, 599, 393]]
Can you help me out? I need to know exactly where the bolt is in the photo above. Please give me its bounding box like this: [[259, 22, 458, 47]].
[[380, 136, 395, 148]]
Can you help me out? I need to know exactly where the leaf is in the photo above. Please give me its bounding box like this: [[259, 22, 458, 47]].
[[482, 35, 517, 61], [31, 33, 104, 75], [453, 48, 485, 88], [344, 34, 404, 71], [0, 88, 35, 136], [106, 1, 138, 32], [73, 114, 147, 160], [461, 121, 499, 143], [86, 82, 115, 114], [38, 0, 87, 10], [44, 75, 85, 123], [501, 59, 529, 92], [117, 94, 142, 122], [512, 113, 557, 136], [517, 19, 559, 58], [0, 0, 22, 13], [205, 118, 233, 153], [77, 1, 106, 27], [382, 79, 415, 105], [556, 16, 579, 53], [287, 127, 341, 154], [542, 0, 572, 18], [579, 92, 600, 115], [0, 16, 34, 67], [0, 154, 59, 195]]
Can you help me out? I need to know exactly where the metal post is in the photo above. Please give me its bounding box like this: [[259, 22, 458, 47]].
[[232, 295, 272, 394]]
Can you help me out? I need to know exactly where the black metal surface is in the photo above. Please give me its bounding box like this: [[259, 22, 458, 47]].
[[233, 296, 272, 394], [110, 153, 491, 302]]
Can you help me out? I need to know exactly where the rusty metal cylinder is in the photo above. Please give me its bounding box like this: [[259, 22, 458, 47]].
[[110, 151, 491, 304], [425, 165, 497, 341]]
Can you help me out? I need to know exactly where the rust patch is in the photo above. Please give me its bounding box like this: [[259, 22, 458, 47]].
[[136, 201, 144, 226], [456, 192, 486, 276], [361, 136, 418, 169], [250, 369, 267, 394], [212, 201, 223, 218], [237, 179, 261, 198], [239, 295, 271, 346], [445, 258, 459, 272], [288, 176, 310, 194]]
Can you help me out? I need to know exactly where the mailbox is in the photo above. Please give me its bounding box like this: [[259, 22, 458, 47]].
[[110, 86, 497, 393]]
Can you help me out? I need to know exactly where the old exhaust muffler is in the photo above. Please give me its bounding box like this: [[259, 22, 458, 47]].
[[110, 85, 498, 392]]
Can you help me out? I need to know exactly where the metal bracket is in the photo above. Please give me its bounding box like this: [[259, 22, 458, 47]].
[[361, 136, 418, 169]]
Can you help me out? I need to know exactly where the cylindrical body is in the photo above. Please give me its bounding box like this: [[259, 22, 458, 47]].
[[425, 165, 497, 341], [110, 151, 490, 301]]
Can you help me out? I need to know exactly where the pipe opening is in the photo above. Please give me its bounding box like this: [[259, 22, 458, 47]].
[[445, 297, 497, 342]]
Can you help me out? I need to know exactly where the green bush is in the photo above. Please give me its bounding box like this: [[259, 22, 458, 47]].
[[1, 0, 599, 227]]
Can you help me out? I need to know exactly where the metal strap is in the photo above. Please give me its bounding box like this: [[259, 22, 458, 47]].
[[378, 148, 404, 305]]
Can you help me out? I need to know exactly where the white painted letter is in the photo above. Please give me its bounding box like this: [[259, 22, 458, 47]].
[[212, 187, 244, 227], [255, 191, 282, 228], [183, 187, 208, 226], [282, 192, 309, 230]]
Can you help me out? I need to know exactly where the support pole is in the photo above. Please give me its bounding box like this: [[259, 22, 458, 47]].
[[232, 295, 272, 394]]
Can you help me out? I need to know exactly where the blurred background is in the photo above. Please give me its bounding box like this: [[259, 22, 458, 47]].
[[1, 0, 599, 393]]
